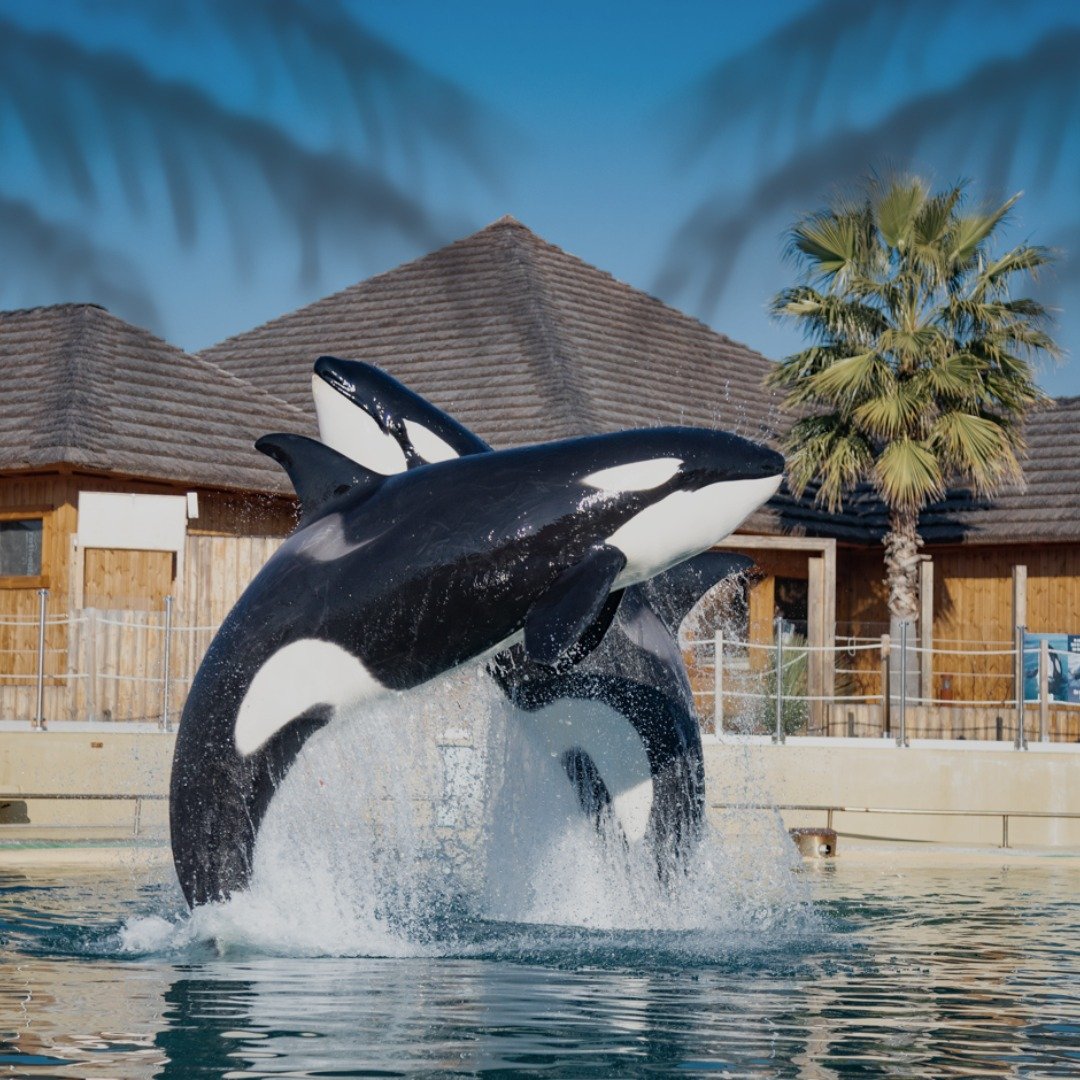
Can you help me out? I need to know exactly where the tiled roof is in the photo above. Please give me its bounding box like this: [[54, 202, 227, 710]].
[[0, 303, 309, 494], [199, 216, 786, 447], [203, 216, 1079, 546], [6, 221, 1072, 547]]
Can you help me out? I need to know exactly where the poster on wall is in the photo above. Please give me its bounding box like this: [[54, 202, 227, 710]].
[[1022, 633, 1080, 703]]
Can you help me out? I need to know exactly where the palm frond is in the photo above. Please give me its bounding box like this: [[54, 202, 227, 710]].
[[913, 186, 961, 248], [806, 351, 891, 407], [851, 380, 926, 440], [787, 214, 861, 277], [878, 325, 947, 367], [947, 192, 1020, 265], [874, 438, 943, 508], [973, 245, 1056, 297], [929, 411, 1023, 490], [873, 176, 927, 249], [913, 352, 982, 398], [771, 286, 889, 343], [783, 414, 874, 510]]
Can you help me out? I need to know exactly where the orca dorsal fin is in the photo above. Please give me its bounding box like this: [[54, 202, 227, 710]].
[[313, 356, 491, 472], [255, 433, 386, 524], [639, 552, 753, 636], [524, 546, 626, 666]]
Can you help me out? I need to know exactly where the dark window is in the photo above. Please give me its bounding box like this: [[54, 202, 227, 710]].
[[0, 519, 43, 576], [775, 576, 808, 631]]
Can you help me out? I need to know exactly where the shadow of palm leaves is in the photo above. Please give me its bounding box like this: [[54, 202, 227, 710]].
[[103, 0, 503, 182], [0, 1, 501, 328], [670, 0, 1018, 170], [0, 196, 159, 326], [660, 27, 1080, 313]]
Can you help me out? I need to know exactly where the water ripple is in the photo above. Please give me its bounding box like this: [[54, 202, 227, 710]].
[[2, 858, 1079, 1077]]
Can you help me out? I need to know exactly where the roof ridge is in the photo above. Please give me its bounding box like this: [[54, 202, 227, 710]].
[[0, 301, 107, 318], [60, 303, 112, 457], [505, 225, 600, 436]]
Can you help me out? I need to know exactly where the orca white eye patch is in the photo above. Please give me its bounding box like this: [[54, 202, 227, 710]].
[[581, 458, 682, 493]]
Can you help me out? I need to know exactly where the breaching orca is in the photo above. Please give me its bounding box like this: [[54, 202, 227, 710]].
[[169, 360, 783, 907], [311, 358, 752, 870]]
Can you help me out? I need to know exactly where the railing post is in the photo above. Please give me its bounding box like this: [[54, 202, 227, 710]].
[[774, 615, 785, 744], [160, 596, 174, 732], [897, 620, 909, 747], [712, 629, 724, 737], [85, 608, 99, 723], [1039, 638, 1050, 743], [880, 633, 891, 737], [1015, 624, 1027, 751], [34, 588, 48, 731]]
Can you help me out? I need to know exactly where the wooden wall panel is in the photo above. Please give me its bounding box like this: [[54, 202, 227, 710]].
[[179, 534, 282, 625], [835, 548, 889, 637], [83, 549, 174, 611], [0, 471, 295, 722], [835, 541, 1080, 709]]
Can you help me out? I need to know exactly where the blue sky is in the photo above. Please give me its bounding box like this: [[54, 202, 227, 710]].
[[3, 1, 1078, 393]]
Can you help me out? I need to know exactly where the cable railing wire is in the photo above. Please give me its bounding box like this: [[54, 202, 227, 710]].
[[4, 599, 1078, 741]]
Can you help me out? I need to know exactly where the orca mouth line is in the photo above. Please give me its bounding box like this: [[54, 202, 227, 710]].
[[316, 365, 362, 404]]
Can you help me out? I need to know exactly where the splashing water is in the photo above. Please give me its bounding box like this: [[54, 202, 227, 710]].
[[120, 663, 817, 960]]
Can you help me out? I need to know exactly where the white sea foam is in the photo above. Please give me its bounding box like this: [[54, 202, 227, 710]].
[[122, 659, 814, 959]]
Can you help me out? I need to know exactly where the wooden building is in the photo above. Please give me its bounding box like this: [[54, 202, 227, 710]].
[[0, 303, 305, 721], [200, 218, 1080, 737], [2, 218, 1077, 735]]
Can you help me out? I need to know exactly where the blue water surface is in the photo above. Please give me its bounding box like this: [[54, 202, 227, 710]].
[[2, 854, 1079, 1077]]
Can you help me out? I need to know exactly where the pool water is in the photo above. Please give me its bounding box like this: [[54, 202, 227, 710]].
[[3, 854, 1078, 1077]]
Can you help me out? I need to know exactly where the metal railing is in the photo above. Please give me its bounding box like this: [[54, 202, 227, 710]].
[[0, 792, 168, 835], [710, 802, 1080, 848], [3, 594, 1079, 744], [0, 591, 218, 729], [686, 617, 1080, 747]]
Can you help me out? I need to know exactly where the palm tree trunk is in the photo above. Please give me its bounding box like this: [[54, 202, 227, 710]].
[[884, 506, 922, 622], [884, 506, 922, 724]]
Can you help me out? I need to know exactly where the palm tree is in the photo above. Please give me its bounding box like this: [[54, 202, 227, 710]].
[[766, 176, 1059, 622]]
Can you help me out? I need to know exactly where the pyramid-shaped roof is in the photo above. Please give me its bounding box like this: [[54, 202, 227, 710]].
[[200, 217, 785, 449], [0, 303, 308, 493]]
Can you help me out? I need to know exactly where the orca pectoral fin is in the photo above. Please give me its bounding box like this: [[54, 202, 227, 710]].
[[640, 552, 753, 635], [256, 433, 387, 524], [524, 546, 626, 666]]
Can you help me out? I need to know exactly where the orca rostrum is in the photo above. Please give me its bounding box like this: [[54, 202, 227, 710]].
[[169, 359, 783, 907]]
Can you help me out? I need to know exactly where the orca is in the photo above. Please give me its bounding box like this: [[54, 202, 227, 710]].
[[310, 357, 752, 870], [169, 361, 783, 907]]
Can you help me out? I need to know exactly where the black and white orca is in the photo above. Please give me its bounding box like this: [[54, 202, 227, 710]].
[[310, 358, 751, 870], [169, 360, 782, 907]]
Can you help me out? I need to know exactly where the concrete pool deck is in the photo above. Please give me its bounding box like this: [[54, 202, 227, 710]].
[[2, 837, 1078, 875], [2, 729, 1078, 863]]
